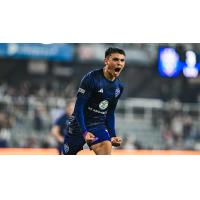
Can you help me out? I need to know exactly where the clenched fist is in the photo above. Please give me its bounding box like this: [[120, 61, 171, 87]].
[[111, 137, 122, 147], [83, 132, 97, 143]]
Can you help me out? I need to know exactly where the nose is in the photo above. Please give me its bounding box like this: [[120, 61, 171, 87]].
[[117, 60, 122, 66]]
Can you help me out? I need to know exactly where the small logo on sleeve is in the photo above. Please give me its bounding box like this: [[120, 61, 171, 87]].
[[78, 88, 85, 94]]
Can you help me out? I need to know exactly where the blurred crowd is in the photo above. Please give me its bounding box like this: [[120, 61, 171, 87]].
[[1, 79, 200, 150], [161, 99, 200, 150], [0, 82, 75, 148]]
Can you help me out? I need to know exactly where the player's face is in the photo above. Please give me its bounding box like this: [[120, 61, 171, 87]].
[[104, 53, 125, 78]]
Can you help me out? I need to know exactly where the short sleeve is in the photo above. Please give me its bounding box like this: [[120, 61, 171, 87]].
[[77, 72, 95, 99]]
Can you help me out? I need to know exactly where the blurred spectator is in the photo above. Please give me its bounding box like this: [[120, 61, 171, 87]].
[[25, 135, 40, 148], [121, 134, 135, 149], [121, 133, 143, 150], [162, 125, 174, 149], [171, 113, 183, 143], [33, 108, 44, 131], [0, 112, 12, 147], [51, 100, 75, 154], [182, 113, 193, 140]]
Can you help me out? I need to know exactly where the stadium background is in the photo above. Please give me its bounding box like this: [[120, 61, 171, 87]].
[[1, 43, 200, 154]]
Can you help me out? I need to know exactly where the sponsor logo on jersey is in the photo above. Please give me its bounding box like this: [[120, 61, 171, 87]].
[[115, 88, 120, 97], [98, 88, 103, 93], [78, 88, 85, 94], [99, 100, 109, 110], [88, 106, 107, 114]]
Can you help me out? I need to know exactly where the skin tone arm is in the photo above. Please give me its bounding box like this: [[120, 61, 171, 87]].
[[51, 125, 64, 143]]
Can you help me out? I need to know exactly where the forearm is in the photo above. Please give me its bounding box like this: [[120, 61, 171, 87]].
[[51, 126, 64, 143], [74, 96, 88, 135]]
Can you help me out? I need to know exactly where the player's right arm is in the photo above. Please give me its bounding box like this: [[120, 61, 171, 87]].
[[73, 73, 96, 143]]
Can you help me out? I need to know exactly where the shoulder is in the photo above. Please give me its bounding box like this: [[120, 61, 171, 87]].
[[84, 68, 102, 78], [81, 68, 102, 83]]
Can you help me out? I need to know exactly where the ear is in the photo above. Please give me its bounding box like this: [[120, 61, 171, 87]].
[[104, 57, 109, 65]]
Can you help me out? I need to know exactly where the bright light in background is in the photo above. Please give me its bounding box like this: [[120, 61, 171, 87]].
[[158, 48, 180, 77], [183, 50, 198, 78]]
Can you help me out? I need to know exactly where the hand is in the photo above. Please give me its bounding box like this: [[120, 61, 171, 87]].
[[111, 137, 122, 147], [83, 132, 97, 143]]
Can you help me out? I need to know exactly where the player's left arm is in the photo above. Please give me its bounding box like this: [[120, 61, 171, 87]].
[[106, 85, 124, 146], [106, 100, 122, 147]]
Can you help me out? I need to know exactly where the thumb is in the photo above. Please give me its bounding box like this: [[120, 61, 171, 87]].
[[118, 138, 122, 143], [89, 132, 95, 138]]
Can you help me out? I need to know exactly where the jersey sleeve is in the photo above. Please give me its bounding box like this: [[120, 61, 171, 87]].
[[74, 72, 95, 135], [77, 72, 95, 99]]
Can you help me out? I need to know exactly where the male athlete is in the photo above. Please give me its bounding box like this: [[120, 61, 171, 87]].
[[51, 101, 74, 154], [63, 47, 125, 155]]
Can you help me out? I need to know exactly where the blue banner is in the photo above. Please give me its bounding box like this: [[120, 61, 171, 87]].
[[0, 43, 74, 61]]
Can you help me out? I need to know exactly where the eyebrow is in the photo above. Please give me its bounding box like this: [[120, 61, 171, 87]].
[[112, 58, 125, 62]]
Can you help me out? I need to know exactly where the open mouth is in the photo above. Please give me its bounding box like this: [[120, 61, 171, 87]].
[[114, 68, 121, 73]]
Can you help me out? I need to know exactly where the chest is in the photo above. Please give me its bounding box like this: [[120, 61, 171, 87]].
[[93, 79, 121, 100]]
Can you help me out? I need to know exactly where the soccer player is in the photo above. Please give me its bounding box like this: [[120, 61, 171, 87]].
[[63, 47, 125, 155], [51, 101, 74, 154]]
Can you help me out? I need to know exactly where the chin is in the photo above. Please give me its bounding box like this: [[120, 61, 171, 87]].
[[114, 73, 120, 77]]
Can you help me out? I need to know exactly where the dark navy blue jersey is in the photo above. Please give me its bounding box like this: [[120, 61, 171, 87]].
[[54, 113, 69, 136], [68, 68, 124, 137]]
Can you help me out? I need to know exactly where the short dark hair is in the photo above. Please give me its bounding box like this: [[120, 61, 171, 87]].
[[105, 47, 126, 58]]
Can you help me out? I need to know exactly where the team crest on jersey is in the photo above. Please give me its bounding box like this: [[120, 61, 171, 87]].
[[115, 88, 120, 97], [99, 100, 108, 110]]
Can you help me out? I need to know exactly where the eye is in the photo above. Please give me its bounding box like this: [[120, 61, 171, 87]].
[[112, 58, 119, 61], [112, 58, 125, 62]]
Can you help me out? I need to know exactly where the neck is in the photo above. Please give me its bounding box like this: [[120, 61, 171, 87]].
[[103, 67, 115, 81]]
